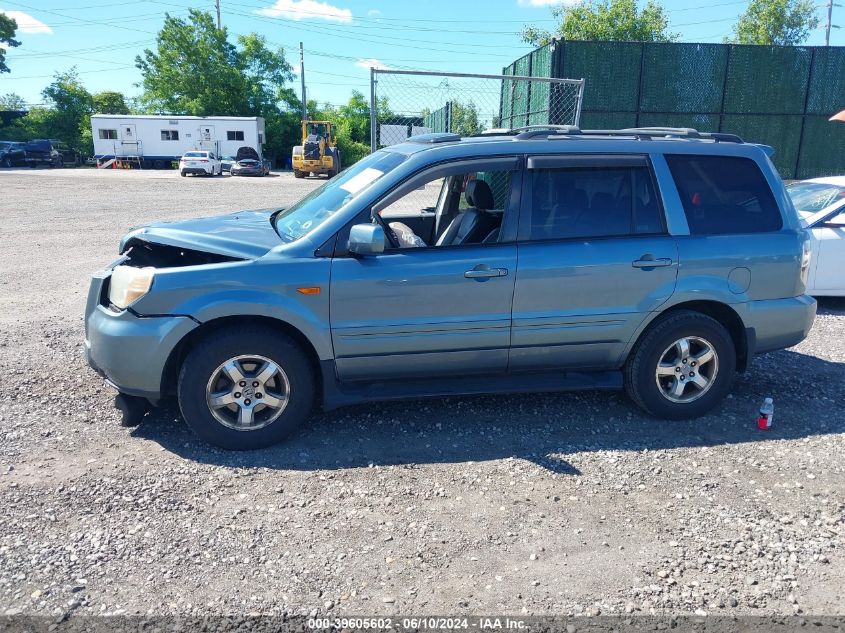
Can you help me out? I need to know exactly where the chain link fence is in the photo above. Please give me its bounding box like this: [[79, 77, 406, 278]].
[[369, 69, 584, 152]]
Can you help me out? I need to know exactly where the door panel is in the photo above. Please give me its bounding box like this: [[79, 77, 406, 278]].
[[511, 238, 679, 370], [330, 245, 517, 381], [812, 222, 845, 294]]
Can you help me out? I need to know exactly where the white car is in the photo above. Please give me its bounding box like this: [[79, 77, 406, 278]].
[[787, 176, 845, 297], [179, 150, 223, 177]]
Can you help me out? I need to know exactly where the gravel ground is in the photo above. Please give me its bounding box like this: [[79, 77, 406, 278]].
[[0, 168, 843, 620]]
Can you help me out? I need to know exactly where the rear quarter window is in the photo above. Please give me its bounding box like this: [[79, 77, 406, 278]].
[[665, 155, 782, 235]]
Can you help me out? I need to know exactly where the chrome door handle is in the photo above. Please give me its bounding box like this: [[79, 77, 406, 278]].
[[632, 257, 673, 268], [464, 265, 509, 279]]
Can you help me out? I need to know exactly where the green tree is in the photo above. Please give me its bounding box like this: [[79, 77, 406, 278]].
[[0, 93, 26, 110], [136, 10, 246, 115], [0, 13, 20, 74], [41, 69, 94, 151], [92, 91, 130, 114], [450, 101, 483, 136], [522, 0, 676, 46], [729, 0, 819, 45]]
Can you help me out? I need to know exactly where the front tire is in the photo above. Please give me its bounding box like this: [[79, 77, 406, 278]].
[[177, 326, 315, 450], [624, 310, 735, 420], [180, 170, 186, 177]]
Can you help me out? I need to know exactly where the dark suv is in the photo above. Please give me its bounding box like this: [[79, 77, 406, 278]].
[[85, 126, 817, 450], [0, 141, 26, 167], [24, 139, 78, 168]]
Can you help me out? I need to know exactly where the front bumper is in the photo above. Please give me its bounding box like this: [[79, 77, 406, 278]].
[[744, 294, 817, 354], [85, 305, 197, 400], [231, 168, 264, 176]]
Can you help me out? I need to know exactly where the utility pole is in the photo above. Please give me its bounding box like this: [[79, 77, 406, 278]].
[[300, 42, 307, 121], [215, 0, 221, 29], [825, 1, 841, 46]]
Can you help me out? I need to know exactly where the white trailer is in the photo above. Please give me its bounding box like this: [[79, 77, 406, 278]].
[[90, 114, 266, 169]]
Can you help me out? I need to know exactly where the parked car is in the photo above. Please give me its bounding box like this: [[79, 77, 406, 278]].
[[0, 141, 26, 167], [220, 155, 236, 172], [85, 127, 816, 450], [178, 150, 222, 177], [24, 139, 78, 168], [787, 176, 845, 297], [230, 146, 270, 177]]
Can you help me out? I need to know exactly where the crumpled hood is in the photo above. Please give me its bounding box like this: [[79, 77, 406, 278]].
[[120, 208, 283, 260]]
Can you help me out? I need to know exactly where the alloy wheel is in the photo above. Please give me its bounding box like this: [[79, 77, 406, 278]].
[[205, 355, 290, 431], [654, 336, 719, 404]]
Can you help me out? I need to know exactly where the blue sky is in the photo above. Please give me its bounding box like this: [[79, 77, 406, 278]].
[[2, 0, 842, 108]]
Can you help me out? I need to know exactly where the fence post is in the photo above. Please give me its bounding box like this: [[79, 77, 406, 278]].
[[636, 42, 646, 127], [795, 47, 817, 180], [370, 67, 378, 152], [718, 45, 732, 133], [575, 79, 585, 127]]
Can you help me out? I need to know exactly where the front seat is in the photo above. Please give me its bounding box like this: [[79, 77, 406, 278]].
[[436, 180, 499, 246]]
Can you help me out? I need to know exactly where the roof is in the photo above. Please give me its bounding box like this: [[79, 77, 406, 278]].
[[90, 114, 263, 121]]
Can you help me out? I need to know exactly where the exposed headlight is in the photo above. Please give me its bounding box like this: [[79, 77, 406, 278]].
[[109, 265, 155, 309]]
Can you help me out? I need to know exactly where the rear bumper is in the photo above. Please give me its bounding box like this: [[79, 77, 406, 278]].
[[181, 166, 212, 175], [743, 295, 817, 355], [85, 305, 197, 400]]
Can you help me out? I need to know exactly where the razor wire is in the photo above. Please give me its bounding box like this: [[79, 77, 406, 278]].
[[369, 69, 585, 152]]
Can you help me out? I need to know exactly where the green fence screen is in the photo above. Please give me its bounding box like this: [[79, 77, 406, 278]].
[[503, 40, 845, 179]]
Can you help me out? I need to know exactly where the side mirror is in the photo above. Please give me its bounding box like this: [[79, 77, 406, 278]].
[[348, 223, 385, 256]]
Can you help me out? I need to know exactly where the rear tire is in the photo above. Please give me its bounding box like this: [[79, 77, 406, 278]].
[[180, 170, 187, 177], [177, 326, 315, 450], [293, 169, 304, 179], [624, 310, 736, 420]]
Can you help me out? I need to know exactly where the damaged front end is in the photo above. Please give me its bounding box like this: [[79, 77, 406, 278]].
[[120, 239, 243, 269]]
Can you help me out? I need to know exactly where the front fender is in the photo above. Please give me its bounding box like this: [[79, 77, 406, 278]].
[[132, 257, 333, 359]]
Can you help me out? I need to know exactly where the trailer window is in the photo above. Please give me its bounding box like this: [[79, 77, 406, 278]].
[[99, 129, 117, 140], [161, 130, 179, 141], [227, 131, 245, 141]]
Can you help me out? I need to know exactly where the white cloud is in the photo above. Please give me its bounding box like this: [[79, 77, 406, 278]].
[[355, 58, 390, 70], [0, 8, 52, 34], [257, 0, 352, 23], [517, 0, 579, 6]]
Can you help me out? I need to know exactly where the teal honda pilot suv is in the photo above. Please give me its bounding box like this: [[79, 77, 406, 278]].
[[85, 127, 817, 450]]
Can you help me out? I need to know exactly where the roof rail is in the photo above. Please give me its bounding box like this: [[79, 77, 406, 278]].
[[514, 125, 581, 139], [545, 127, 745, 143]]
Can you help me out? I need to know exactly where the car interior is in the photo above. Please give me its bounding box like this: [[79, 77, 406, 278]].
[[530, 167, 663, 240], [380, 171, 510, 249]]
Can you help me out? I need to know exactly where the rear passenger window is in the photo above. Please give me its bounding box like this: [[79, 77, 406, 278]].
[[665, 155, 782, 235], [529, 166, 663, 240]]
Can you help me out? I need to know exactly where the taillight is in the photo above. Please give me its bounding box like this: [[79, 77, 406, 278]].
[[800, 237, 812, 288]]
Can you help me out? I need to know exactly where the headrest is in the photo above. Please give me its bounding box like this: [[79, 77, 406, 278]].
[[465, 179, 494, 210]]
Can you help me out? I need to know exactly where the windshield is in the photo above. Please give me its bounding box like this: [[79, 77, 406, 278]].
[[274, 150, 406, 243], [184, 151, 207, 158], [0, 142, 9, 151], [787, 182, 845, 213]]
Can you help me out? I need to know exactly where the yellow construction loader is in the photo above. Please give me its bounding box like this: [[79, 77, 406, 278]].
[[291, 120, 341, 178]]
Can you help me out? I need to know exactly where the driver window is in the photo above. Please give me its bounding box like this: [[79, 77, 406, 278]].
[[378, 169, 512, 249]]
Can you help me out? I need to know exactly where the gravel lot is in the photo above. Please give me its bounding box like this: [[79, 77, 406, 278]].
[[0, 168, 843, 620]]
